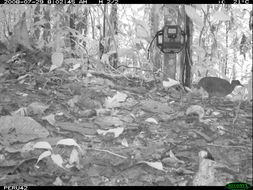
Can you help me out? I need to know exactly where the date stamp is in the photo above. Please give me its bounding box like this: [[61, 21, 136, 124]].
[[4, 0, 44, 4], [3, 186, 28, 190]]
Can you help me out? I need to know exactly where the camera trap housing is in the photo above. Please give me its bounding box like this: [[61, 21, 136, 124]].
[[156, 25, 186, 54]]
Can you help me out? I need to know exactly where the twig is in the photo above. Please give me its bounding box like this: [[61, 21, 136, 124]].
[[232, 94, 243, 130], [88, 147, 128, 159], [207, 143, 251, 149]]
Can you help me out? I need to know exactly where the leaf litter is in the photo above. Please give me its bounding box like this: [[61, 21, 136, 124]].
[[0, 57, 252, 186]]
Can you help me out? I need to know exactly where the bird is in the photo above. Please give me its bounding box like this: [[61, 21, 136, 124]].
[[198, 77, 243, 98]]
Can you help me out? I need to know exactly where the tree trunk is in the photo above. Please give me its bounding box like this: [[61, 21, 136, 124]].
[[42, 5, 51, 53], [33, 5, 40, 41], [184, 14, 193, 87], [69, 11, 76, 50], [109, 4, 118, 69], [178, 5, 185, 83], [163, 5, 179, 80], [150, 5, 161, 73]]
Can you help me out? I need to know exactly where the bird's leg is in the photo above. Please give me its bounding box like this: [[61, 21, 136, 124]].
[[208, 95, 219, 105], [207, 95, 212, 104]]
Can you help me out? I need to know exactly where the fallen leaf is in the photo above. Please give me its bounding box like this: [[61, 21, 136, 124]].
[[36, 150, 52, 165], [67, 95, 80, 107], [69, 148, 79, 166], [42, 114, 56, 125], [95, 116, 123, 129], [163, 78, 180, 89], [121, 138, 129, 147], [104, 91, 128, 108], [56, 138, 82, 151], [33, 141, 52, 150], [112, 91, 128, 102], [97, 127, 124, 138], [51, 154, 64, 168], [139, 161, 164, 171], [169, 150, 185, 164], [145, 118, 158, 124], [21, 142, 36, 153], [186, 105, 205, 120], [11, 107, 28, 116], [53, 176, 63, 186], [69, 63, 81, 71], [0, 116, 49, 144], [28, 102, 49, 115]]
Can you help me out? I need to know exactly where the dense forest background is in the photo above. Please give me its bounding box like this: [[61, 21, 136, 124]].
[[0, 4, 252, 84]]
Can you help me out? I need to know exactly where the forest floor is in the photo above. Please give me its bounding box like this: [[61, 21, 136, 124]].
[[0, 52, 252, 186]]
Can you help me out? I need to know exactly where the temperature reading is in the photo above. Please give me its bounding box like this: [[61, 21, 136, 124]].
[[233, 0, 249, 3]]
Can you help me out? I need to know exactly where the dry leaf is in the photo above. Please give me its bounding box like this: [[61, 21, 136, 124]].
[[28, 102, 49, 115], [42, 114, 56, 125], [36, 150, 52, 165], [69, 148, 79, 165], [33, 141, 52, 150], [145, 118, 158, 124], [56, 138, 82, 151], [186, 105, 205, 120], [139, 161, 164, 171], [97, 127, 124, 138], [51, 154, 64, 168]]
